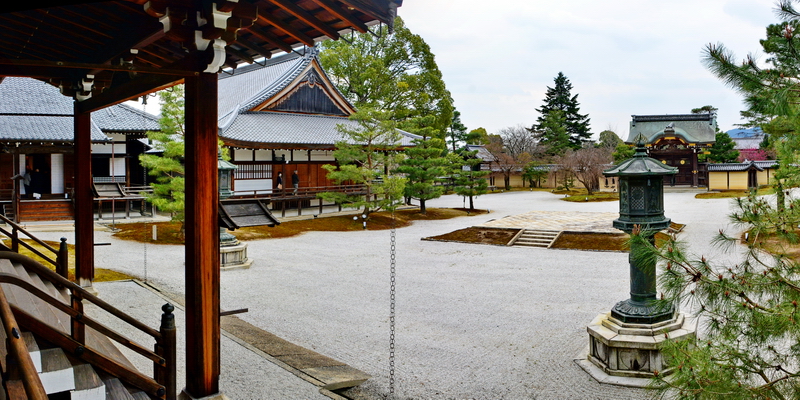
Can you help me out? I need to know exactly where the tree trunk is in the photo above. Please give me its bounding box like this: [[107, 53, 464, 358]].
[[420, 199, 427, 214], [468, 195, 474, 211]]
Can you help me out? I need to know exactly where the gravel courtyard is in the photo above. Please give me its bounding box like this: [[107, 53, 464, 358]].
[[33, 189, 745, 399]]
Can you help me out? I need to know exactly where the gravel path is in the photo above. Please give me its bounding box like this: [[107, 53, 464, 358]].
[[31, 190, 746, 399]]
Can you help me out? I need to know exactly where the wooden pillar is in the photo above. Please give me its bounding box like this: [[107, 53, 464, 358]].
[[691, 149, 699, 187], [183, 73, 221, 398], [74, 106, 94, 288]]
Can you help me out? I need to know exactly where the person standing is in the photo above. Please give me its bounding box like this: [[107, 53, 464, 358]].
[[276, 172, 283, 193], [12, 168, 32, 199], [292, 170, 299, 195]]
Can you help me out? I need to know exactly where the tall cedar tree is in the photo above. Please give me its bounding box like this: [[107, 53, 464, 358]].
[[537, 109, 572, 157], [533, 72, 591, 152], [319, 17, 453, 141], [451, 150, 489, 211], [320, 109, 405, 218], [395, 138, 448, 214]]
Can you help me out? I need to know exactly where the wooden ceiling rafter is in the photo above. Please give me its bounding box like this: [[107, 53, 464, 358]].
[[245, 26, 295, 54], [265, 0, 340, 40], [34, 9, 114, 40], [255, 9, 316, 47], [0, 16, 96, 59], [310, 0, 368, 33], [15, 11, 104, 49], [234, 37, 274, 60]]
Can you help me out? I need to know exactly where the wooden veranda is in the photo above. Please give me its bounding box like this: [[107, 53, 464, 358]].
[[0, 1, 400, 398]]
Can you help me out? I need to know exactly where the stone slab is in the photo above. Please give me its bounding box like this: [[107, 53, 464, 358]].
[[301, 365, 372, 391]]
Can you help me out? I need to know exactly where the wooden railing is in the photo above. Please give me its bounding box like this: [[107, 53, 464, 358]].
[[0, 251, 177, 400], [0, 283, 47, 399], [233, 184, 368, 217], [0, 213, 69, 278]]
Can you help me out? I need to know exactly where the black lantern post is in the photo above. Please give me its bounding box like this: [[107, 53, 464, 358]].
[[603, 138, 677, 324]]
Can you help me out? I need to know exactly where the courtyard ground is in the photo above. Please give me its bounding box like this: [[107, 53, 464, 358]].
[[28, 189, 750, 399]]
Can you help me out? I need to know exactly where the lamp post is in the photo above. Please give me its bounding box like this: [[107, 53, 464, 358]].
[[603, 141, 675, 324], [580, 138, 697, 384]]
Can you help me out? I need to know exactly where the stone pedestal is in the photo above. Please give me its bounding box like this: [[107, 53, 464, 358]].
[[220, 242, 252, 270], [580, 312, 697, 386]]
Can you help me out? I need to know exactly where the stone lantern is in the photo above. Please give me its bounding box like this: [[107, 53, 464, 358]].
[[580, 138, 697, 385], [217, 154, 252, 269]]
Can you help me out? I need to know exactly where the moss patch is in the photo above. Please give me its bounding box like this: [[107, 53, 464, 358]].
[[424, 227, 518, 245], [695, 187, 774, 199], [112, 208, 487, 243], [14, 240, 134, 282]]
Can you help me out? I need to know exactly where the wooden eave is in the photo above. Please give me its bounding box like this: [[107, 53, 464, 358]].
[[0, 0, 399, 108], [250, 58, 355, 115]]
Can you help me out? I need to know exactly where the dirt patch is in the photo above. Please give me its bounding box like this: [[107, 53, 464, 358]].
[[551, 232, 628, 251], [424, 227, 519, 246]]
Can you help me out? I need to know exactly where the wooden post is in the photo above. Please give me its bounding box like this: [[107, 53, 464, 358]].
[[71, 294, 85, 343], [183, 73, 221, 398], [156, 303, 177, 400], [74, 106, 94, 287], [11, 228, 18, 252], [56, 237, 68, 279]]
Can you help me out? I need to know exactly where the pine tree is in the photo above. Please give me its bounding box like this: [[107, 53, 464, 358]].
[[533, 72, 591, 152], [396, 138, 449, 214], [451, 150, 489, 211], [447, 109, 468, 152], [320, 108, 406, 218], [537, 109, 572, 157], [707, 132, 740, 163]]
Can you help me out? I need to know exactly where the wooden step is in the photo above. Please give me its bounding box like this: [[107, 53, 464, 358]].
[[70, 362, 105, 400], [21, 331, 41, 373], [39, 348, 75, 394], [100, 373, 137, 400]]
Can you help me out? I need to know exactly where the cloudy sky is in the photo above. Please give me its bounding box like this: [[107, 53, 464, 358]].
[[396, 0, 780, 140]]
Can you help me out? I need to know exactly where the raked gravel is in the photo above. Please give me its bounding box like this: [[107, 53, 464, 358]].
[[31, 190, 762, 399]]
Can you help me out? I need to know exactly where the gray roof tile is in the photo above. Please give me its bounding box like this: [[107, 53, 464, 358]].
[[221, 112, 420, 147], [218, 52, 306, 117], [0, 77, 158, 142], [628, 114, 717, 144]]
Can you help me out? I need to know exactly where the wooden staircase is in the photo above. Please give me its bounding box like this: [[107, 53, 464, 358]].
[[0, 256, 158, 399], [511, 229, 561, 248]]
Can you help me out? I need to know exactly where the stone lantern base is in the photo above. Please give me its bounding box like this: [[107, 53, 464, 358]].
[[220, 242, 252, 270], [578, 312, 697, 386]]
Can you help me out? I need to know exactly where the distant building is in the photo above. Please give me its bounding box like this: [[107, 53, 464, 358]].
[[627, 114, 717, 187], [726, 127, 768, 161]]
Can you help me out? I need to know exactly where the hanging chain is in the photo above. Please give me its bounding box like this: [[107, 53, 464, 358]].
[[388, 211, 397, 398], [143, 240, 148, 283]]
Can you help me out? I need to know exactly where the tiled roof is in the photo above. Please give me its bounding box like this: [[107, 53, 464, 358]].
[[0, 115, 107, 142], [464, 144, 495, 161], [218, 52, 307, 117], [708, 162, 764, 172], [221, 112, 420, 147], [0, 77, 158, 142], [753, 160, 778, 169], [628, 113, 717, 144], [93, 103, 159, 133]]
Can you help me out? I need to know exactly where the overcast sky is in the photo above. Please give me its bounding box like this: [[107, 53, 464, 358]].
[[396, 0, 780, 140]]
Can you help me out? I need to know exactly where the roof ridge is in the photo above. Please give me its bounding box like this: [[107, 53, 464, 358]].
[[238, 54, 312, 113]]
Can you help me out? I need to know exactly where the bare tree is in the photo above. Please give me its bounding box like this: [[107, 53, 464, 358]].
[[486, 133, 534, 190], [497, 124, 539, 159], [558, 147, 611, 195]]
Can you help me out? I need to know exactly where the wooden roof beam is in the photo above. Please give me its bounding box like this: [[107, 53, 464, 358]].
[[256, 9, 315, 47], [243, 27, 294, 54], [234, 38, 274, 60], [265, 0, 340, 40], [310, 0, 368, 33]]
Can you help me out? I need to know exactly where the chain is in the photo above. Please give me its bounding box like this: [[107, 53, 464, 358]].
[[388, 211, 397, 398], [143, 241, 148, 283]]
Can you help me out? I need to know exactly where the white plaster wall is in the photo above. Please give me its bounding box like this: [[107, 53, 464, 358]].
[[51, 154, 64, 194]]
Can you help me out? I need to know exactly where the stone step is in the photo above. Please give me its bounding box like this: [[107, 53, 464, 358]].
[[512, 230, 560, 248]]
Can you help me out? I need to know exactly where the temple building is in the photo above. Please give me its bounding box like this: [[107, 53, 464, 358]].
[[217, 47, 419, 195], [626, 114, 717, 187], [0, 77, 159, 221]]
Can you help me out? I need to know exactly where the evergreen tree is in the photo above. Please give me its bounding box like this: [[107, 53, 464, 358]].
[[465, 127, 490, 145], [451, 150, 489, 211], [707, 131, 740, 163], [533, 72, 591, 151], [597, 130, 623, 149], [522, 162, 549, 188], [536, 109, 572, 157], [320, 109, 405, 218], [396, 138, 449, 214], [319, 17, 453, 140], [611, 142, 635, 164], [447, 109, 468, 151]]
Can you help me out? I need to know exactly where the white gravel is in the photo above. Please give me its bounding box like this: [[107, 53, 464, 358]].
[[32, 189, 750, 399]]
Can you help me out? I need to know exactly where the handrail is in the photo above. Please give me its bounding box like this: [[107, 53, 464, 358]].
[[0, 284, 47, 399], [232, 183, 367, 199], [0, 251, 176, 399], [0, 273, 162, 364], [0, 252, 160, 338], [0, 213, 65, 275]]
